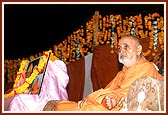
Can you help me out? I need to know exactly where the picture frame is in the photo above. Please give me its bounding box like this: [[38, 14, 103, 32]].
[[25, 52, 50, 95]]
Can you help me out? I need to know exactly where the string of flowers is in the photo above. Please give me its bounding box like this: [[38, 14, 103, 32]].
[[51, 12, 163, 62], [13, 60, 29, 89], [4, 51, 51, 98]]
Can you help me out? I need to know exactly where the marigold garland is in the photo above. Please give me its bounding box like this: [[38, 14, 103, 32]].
[[13, 60, 29, 89], [4, 51, 51, 98]]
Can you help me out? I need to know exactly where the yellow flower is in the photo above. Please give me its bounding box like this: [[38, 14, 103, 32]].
[[4, 51, 51, 98]]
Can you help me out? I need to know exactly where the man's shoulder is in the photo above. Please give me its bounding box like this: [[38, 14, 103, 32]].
[[139, 58, 155, 67]]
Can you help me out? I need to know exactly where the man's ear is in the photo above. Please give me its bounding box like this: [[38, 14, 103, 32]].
[[137, 45, 142, 56]]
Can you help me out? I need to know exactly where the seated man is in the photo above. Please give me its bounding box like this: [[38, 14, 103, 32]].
[[44, 35, 164, 111], [4, 55, 69, 111]]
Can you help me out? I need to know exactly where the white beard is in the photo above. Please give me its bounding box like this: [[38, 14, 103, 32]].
[[119, 56, 131, 65], [118, 53, 137, 68]]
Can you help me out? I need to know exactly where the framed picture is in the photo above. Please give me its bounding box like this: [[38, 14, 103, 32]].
[[25, 52, 50, 95]]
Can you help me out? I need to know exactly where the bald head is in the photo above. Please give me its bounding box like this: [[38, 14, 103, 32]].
[[119, 35, 140, 46]]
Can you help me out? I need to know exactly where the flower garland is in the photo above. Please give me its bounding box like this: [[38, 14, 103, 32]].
[[13, 60, 29, 89], [4, 51, 51, 98]]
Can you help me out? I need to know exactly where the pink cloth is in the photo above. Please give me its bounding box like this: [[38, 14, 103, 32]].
[[4, 60, 69, 111]]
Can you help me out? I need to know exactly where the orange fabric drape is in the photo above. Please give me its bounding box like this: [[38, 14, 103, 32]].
[[66, 57, 85, 102], [91, 45, 119, 91]]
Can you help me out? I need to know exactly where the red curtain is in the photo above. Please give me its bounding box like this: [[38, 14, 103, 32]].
[[91, 45, 119, 91], [66, 57, 85, 102]]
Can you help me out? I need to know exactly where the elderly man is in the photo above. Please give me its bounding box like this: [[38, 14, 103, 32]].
[[44, 35, 164, 111]]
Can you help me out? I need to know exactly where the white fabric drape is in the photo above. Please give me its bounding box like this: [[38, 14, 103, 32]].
[[83, 53, 93, 98]]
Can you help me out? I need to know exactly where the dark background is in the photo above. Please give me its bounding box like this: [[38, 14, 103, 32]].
[[4, 3, 164, 60]]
